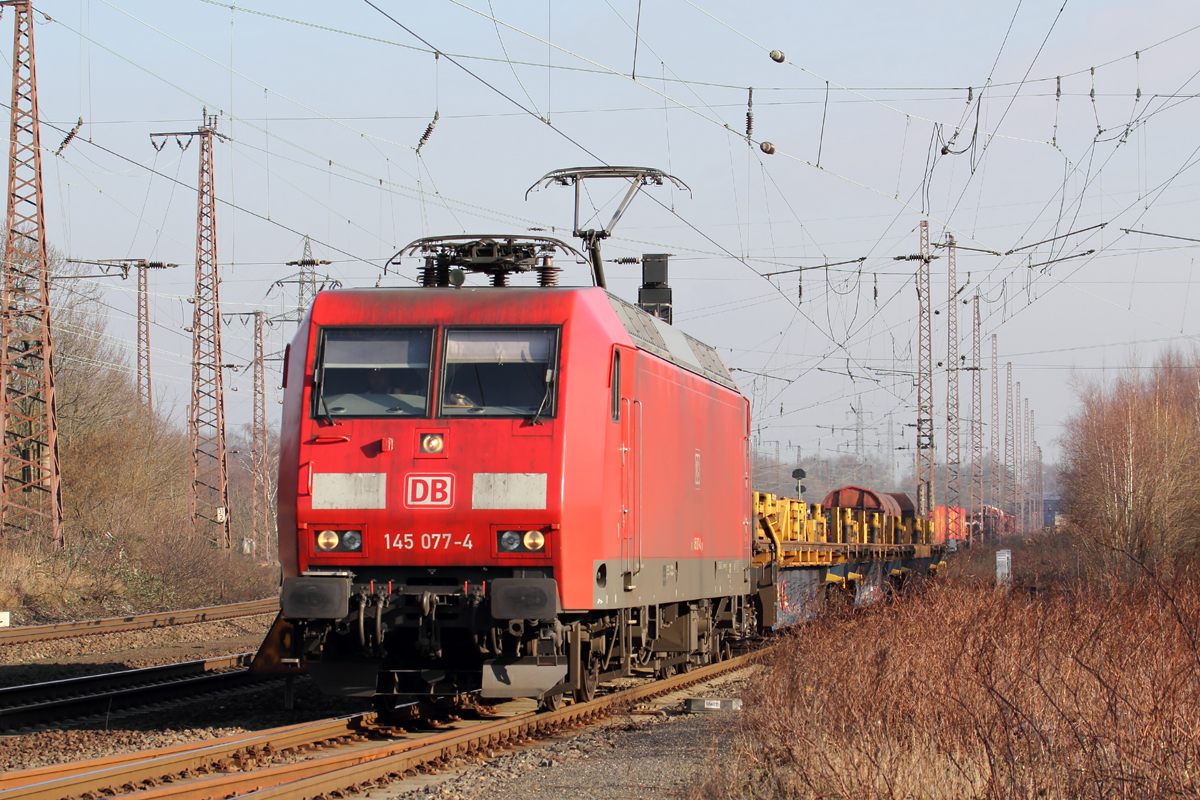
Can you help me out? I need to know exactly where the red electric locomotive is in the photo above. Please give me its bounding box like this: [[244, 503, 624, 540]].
[[276, 230, 757, 708]]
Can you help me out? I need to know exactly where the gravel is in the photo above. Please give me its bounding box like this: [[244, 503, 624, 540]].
[[370, 671, 753, 800], [0, 612, 277, 686]]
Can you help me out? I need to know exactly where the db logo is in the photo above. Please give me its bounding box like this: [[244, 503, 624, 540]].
[[404, 474, 454, 508], [692, 536, 704, 552]]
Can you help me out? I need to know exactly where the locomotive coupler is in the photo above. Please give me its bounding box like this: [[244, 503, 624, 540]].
[[535, 619, 564, 656]]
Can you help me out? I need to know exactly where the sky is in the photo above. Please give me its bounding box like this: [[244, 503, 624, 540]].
[[18, 0, 1200, 480]]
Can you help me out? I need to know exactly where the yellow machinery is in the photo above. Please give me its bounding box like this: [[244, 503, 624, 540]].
[[752, 489, 936, 572]]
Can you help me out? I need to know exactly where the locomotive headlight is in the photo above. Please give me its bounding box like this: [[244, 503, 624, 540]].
[[316, 530, 339, 551], [499, 530, 522, 551], [340, 530, 362, 551], [522, 530, 545, 551], [420, 433, 444, 454]]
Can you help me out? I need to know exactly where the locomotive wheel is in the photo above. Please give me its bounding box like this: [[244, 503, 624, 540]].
[[538, 691, 564, 712], [372, 696, 421, 723], [656, 662, 677, 680], [574, 658, 600, 703]]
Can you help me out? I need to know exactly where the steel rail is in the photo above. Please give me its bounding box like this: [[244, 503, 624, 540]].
[[1, 713, 377, 797], [0, 653, 265, 731], [0, 598, 278, 645], [3, 650, 759, 800], [241, 650, 760, 800]]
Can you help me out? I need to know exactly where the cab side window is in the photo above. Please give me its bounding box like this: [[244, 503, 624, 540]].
[[611, 350, 621, 422]]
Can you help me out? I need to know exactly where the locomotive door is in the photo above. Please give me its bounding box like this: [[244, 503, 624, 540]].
[[618, 348, 642, 590]]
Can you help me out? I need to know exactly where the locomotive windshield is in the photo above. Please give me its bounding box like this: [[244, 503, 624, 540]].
[[314, 328, 433, 418], [441, 328, 558, 417]]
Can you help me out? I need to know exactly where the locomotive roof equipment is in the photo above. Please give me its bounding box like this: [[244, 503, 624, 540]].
[[389, 234, 586, 288], [526, 166, 690, 289]]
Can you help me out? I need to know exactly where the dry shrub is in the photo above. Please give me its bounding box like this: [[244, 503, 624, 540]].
[[948, 528, 1101, 591], [695, 574, 1200, 800], [0, 254, 277, 622], [1061, 348, 1200, 566]]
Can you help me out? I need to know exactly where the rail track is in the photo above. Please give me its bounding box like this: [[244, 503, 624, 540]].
[[0, 598, 278, 646], [0, 652, 270, 732], [0, 650, 760, 800]]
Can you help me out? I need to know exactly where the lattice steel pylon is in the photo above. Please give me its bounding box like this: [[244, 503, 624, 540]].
[[1023, 400, 1031, 532], [250, 311, 270, 558], [153, 111, 229, 547], [945, 236, 960, 539], [1005, 363, 1014, 517], [1014, 382, 1022, 528], [970, 295, 983, 542], [1027, 408, 1036, 531], [991, 335, 1000, 511], [135, 261, 180, 412], [0, 0, 61, 547], [910, 221, 935, 518], [1032, 448, 1041, 527], [278, 235, 331, 325], [292, 236, 318, 319], [66, 258, 178, 412]]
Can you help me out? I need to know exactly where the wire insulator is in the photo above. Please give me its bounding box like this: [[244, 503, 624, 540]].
[[611, 256, 640, 264], [760, 141, 776, 155], [416, 110, 440, 153], [769, 50, 785, 63], [537, 256, 559, 287], [420, 256, 437, 287], [491, 272, 509, 287], [56, 117, 82, 156], [746, 87, 754, 139], [435, 253, 451, 287]]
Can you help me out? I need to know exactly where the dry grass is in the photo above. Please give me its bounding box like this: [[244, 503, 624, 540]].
[[948, 529, 1097, 591], [694, 571, 1200, 800]]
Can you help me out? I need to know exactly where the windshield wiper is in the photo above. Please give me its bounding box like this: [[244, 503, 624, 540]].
[[530, 367, 554, 426], [313, 363, 335, 426]]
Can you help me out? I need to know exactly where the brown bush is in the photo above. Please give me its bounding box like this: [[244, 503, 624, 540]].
[[694, 574, 1200, 800], [0, 253, 277, 622], [1060, 348, 1200, 567]]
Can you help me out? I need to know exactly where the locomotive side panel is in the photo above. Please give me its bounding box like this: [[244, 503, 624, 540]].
[[553, 301, 637, 612], [614, 349, 749, 607]]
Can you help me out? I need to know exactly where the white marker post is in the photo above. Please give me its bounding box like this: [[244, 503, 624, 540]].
[[996, 549, 1012, 589]]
